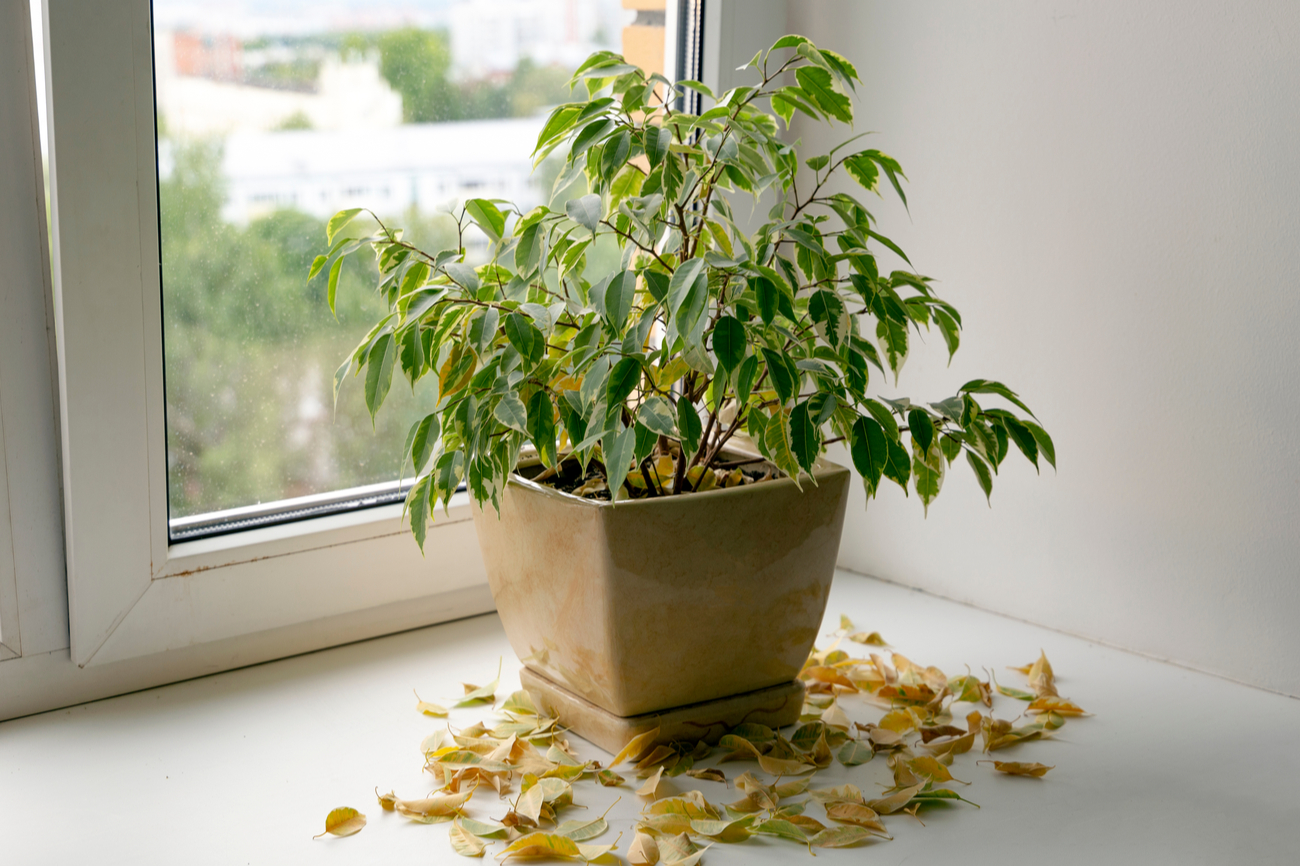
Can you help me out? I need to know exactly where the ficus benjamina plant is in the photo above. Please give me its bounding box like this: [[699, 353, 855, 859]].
[[312, 34, 1054, 550]]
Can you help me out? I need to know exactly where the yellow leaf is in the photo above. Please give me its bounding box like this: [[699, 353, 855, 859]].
[[825, 802, 888, 834], [685, 768, 726, 783], [635, 745, 677, 772], [1026, 695, 1087, 716], [980, 760, 1055, 777], [810, 825, 885, 849], [498, 832, 582, 862], [809, 784, 865, 805], [414, 690, 449, 717], [1026, 650, 1057, 696], [839, 614, 854, 631], [908, 755, 968, 785], [924, 730, 976, 758], [849, 631, 889, 646], [867, 782, 924, 815], [375, 789, 398, 811], [878, 708, 923, 734], [659, 831, 710, 866], [597, 769, 625, 787], [394, 790, 473, 824], [612, 726, 661, 767], [637, 766, 665, 798], [628, 830, 659, 866], [801, 665, 857, 690], [645, 791, 718, 820], [820, 702, 851, 733], [689, 815, 757, 843], [449, 821, 487, 858], [313, 806, 366, 839], [774, 778, 812, 799]]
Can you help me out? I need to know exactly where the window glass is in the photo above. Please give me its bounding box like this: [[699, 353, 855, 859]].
[[152, 0, 639, 527]]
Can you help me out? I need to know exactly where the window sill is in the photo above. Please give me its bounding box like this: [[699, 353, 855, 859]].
[[2, 571, 1296, 863]]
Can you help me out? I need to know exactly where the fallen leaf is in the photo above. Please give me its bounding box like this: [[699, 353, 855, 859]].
[[755, 818, 809, 842], [849, 631, 889, 646], [394, 790, 473, 824], [415, 691, 449, 717], [597, 769, 625, 787], [837, 739, 873, 766], [612, 726, 661, 767], [458, 817, 509, 839], [313, 807, 366, 839], [809, 825, 882, 849], [992, 673, 1036, 701], [980, 760, 1055, 777], [908, 787, 980, 808], [449, 821, 487, 857], [719, 734, 815, 775], [455, 660, 501, 708], [689, 815, 757, 843], [628, 829, 659, 866], [809, 784, 865, 805], [375, 789, 398, 811], [635, 745, 677, 772], [908, 755, 968, 785], [498, 832, 584, 862], [947, 674, 991, 706], [840, 614, 854, 631], [659, 831, 710, 866], [554, 817, 609, 841], [825, 801, 889, 834], [1026, 695, 1087, 716], [919, 725, 967, 743], [821, 702, 852, 732], [878, 707, 924, 734], [774, 778, 812, 800], [685, 768, 726, 783], [1025, 650, 1057, 696], [866, 783, 924, 814], [501, 690, 539, 716], [637, 766, 665, 798]]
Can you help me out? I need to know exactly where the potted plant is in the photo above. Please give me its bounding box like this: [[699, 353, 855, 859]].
[[312, 35, 1053, 751]]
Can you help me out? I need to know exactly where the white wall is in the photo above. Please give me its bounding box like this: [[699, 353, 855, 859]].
[[786, 1, 1300, 695]]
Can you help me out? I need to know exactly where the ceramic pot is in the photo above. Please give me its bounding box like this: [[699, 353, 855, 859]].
[[471, 456, 851, 718]]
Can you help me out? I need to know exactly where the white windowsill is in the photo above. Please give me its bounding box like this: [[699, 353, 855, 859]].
[[3, 571, 1296, 863]]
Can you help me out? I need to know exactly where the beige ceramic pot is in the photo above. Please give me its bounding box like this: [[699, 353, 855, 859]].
[[472, 455, 851, 719]]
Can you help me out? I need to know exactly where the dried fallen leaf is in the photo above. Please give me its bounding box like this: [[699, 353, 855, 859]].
[[313, 807, 366, 839], [375, 789, 398, 811], [755, 818, 809, 842], [809, 825, 882, 848], [597, 769, 625, 787], [458, 817, 509, 839], [837, 739, 873, 766], [980, 760, 1055, 777], [659, 831, 710, 866], [908, 755, 968, 785], [612, 726, 661, 767], [498, 832, 614, 863], [690, 815, 757, 843], [628, 829, 659, 866], [415, 690, 449, 717], [825, 801, 888, 834], [866, 783, 924, 815], [554, 817, 608, 841], [840, 614, 854, 631], [636, 766, 666, 798], [685, 767, 726, 783], [449, 821, 487, 857], [849, 631, 889, 646], [455, 660, 501, 708], [1026, 695, 1088, 716], [809, 784, 865, 805], [394, 790, 473, 824]]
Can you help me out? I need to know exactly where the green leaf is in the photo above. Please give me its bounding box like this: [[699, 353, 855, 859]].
[[761, 348, 798, 406], [535, 103, 583, 151], [443, 262, 480, 293], [876, 319, 908, 384], [605, 357, 642, 411], [307, 254, 329, 283], [326, 207, 363, 244], [600, 129, 631, 180], [1002, 416, 1040, 470], [411, 413, 440, 474], [604, 270, 637, 334], [678, 396, 702, 459], [468, 307, 499, 356], [734, 354, 759, 404], [763, 410, 802, 485], [667, 258, 706, 319], [770, 34, 811, 52], [934, 307, 961, 363], [1023, 420, 1056, 469], [912, 437, 945, 515], [843, 154, 878, 192], [837, 740, 873, 766], [514, 223, 543, 276], [566, 194, 603, 233], [752, 276, 778, 325], [959, 379, 1036, 418], [570, 117, 616, 158], [638, 395, 677, 437], [505, 312, 543, 366], [603, 423, 637, 502], [407, 475, 431, 552], [966, 451, 993, 505], [465, 198, 505, 241], [526, 391, 558, 468], [850, 416, 886, 496], [789, 401, 821, 474], [494, 392, 529, 433], [647, 125, 672, 169], [908, 409, 934, 455], [809, 289, 849, 349], [364, 333, 396, 422], [712, 316, 746, 372], [327, 256, 344, 317], [643, 270, 670, 303], [883, 436, 911, 493], [794, 66, 852, 124]]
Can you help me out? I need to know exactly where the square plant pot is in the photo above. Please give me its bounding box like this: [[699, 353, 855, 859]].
[[472, 455, 851, 719]]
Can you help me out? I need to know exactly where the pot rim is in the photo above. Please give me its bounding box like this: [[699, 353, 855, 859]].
[[505, 450, 850, 510]]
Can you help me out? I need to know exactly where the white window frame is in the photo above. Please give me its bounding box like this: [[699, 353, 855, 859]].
[[45, 0, 491, 672]]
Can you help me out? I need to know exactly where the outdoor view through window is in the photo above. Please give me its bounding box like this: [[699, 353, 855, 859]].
[[153, 0, 650, 533]]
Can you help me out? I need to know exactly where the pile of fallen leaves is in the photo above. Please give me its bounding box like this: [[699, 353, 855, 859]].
[[314, 616, 1088, 863]]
